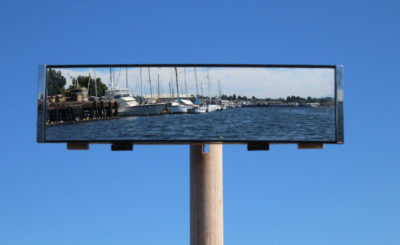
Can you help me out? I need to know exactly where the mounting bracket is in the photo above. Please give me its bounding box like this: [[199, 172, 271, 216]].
[[111, 143, 134, 151], [247, 142, 270, 151]]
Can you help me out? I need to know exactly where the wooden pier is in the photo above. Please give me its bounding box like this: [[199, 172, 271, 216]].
[[47, 100, 119, 125]]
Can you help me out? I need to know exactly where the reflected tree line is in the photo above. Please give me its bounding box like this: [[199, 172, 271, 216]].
[[47, 68, 108, 97], [219, 94, 333, 106]]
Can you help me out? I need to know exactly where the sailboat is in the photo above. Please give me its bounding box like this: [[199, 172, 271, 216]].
[[167, 67, 193, 114], [106, 67, 165, 116], [187, 97, 207, 114], [205, 69, 220, 112], [187, 67, 207, 114]]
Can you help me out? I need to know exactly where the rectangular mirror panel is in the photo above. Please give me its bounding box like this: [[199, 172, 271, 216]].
[[37, 65, 343, 143]]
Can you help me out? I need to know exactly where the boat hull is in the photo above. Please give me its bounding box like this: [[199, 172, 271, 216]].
[[188, 107, 207, 114], [169, 105, 190, 114], [120, 103, 165, 116], [207, 104, 220, 112]]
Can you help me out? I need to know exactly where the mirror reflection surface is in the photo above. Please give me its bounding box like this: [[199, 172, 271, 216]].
[[39, 65, 340, 142]]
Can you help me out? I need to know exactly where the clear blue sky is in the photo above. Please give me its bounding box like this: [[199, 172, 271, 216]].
[[1, 0, 399, 244]]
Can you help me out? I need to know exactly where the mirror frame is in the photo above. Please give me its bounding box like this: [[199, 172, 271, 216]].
[[37, 64, 344, 144]]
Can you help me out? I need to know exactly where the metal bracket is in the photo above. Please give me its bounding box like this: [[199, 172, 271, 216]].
[[67, 142, 89, 150], [247, 142, 269, 151], [297, 143, 324, 149], [111, 143, 133, 151]]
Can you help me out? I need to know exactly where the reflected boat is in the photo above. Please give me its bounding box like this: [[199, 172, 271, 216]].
[[168, 102, 189, 114], [167, 99, 195, 114], [123, 103, 165, 116], [188, 105, 207, 114], [207, 104, 220, 112], [106, 88, 165, 116]]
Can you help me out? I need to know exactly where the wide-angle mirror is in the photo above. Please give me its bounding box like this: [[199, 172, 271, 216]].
[[37, 64, 344, 143]]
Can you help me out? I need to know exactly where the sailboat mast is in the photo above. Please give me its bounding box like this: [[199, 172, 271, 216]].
[[157, 74, 160, 98], [218, 79, 222, 98], [112, 69, 115, 89], [109, 67, 112, 89], [207, 69, 211, 104], [109, 67, 113, 97], [88, 73, 91, 96], [126, 67, 128, 89], [184, 67, 188, 98], [200, 80, 204, 98], [169, 80, 171, 98], [194, 67, 199, 98], [174, 67, 180, 99], [94, 69, 97, 97], [148, 67, 153, 98], [140, 68, 143, 99]]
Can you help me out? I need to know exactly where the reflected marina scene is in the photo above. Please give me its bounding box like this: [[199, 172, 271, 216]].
[[42, 66, 337, 142]]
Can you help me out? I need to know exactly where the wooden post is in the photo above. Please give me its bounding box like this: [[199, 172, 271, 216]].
[[190, 144, 223, 245]]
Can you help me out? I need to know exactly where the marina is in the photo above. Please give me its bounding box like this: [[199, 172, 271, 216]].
[[41, 65, 338, 142], [46, 91, 333, 126]]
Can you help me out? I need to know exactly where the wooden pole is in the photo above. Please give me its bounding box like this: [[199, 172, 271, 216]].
[[190, 144, 223, 245]]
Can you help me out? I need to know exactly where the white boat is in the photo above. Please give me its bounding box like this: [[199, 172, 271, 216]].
[[188, 105, 207, 114], [180, 99, 195, 107], [166, 68, 195, 114], [169, 105, 189, 113], [168, 98, 195, 114], [123, 102, 165, 116], [205, 69, 221, 113], [207, 104, 220, 112], [187, 68, 206, 114], [105, 88, 138, 112], [105, 88, 165, 116], [168, 101, 189, 113]]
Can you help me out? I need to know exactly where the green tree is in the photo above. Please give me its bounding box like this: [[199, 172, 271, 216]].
[[47, 68, 66, 96], [69, 76, 108, 96]]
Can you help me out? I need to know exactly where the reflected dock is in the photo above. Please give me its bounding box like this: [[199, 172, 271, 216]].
[[46, 100, 119, 125]]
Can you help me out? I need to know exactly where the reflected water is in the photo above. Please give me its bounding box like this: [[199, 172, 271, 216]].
[[46, 107, 336, 142]]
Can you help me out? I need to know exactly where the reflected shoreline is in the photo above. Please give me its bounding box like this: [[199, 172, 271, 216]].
[[45, 104, 334, 127]]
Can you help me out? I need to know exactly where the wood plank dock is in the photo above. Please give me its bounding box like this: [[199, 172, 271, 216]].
[[46, 100, 119, 125]]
